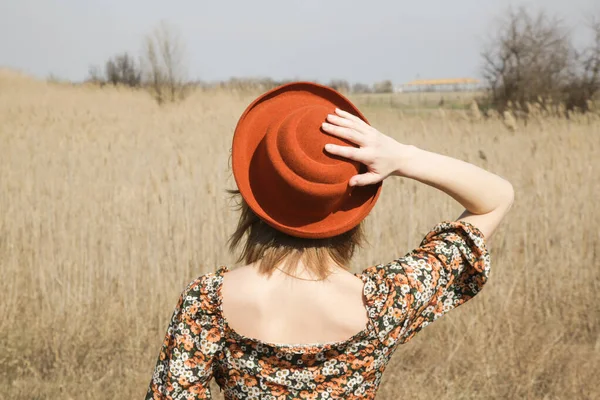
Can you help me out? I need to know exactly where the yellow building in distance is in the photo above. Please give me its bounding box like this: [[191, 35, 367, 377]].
[[398, 78, 482, 92]]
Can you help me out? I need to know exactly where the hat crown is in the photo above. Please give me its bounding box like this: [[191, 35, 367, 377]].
[[232, 82, 381, 238], [263, 105, 360, 217]]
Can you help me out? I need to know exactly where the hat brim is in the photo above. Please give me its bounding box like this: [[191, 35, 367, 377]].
[[231, 82, 382, 239]]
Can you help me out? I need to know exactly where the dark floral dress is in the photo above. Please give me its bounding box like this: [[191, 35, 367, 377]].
[[145, 220, 490, 399]]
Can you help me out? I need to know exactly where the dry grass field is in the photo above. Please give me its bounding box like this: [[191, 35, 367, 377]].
[[351, 91, 482, 110], [1, 69, 599, 399]]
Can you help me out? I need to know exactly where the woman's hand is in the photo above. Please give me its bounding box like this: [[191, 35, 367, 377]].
[[323, 109, 514, 240], [322, 108, 417, 186]]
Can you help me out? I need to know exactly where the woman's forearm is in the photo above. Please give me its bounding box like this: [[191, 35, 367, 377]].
[[396, 146, 514, 215]]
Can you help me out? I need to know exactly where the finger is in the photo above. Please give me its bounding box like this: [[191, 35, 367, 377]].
[[326, 113, 359, 129], [321, 123, 365, 146], [335, 108, 368, 126], [324, 143, 363, 162], [349, 172, 381, 187]]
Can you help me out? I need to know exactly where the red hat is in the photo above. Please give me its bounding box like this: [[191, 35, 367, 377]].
[[231, 82, 382, 239]]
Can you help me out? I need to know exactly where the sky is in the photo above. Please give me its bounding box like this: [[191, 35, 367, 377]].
[[0, 0, 597, 85]]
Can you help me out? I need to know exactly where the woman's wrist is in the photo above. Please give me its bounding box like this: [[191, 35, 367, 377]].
[[391, 144, 428, 179]]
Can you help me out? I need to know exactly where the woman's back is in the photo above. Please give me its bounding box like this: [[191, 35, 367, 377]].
[[221, 262, 369, 345]]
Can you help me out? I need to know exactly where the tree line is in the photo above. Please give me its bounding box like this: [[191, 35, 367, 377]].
[[88, 8, 600, 114], [88, 21, 189, 104]]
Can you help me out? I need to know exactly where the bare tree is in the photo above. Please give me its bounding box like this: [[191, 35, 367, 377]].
[[142, 21, 188, 104], [482, 7, 572, 112], [87, 65, 104, 85], [373, 80, 393, 93], [565, 16, 600, 111], [328, 79, 350, 93], [104, 53, 141, 87], [351, 83, 372, 94]]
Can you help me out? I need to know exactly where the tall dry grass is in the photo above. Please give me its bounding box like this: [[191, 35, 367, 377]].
[[1, 69, 599, 399]]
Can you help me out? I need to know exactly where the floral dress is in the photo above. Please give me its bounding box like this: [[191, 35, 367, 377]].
[[145, 220, 490, 399]]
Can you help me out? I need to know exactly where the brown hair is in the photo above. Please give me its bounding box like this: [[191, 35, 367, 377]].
[[227, 190, 365, 280]]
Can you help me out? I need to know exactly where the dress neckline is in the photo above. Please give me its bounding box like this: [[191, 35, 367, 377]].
[[214, 265, 374, 353]]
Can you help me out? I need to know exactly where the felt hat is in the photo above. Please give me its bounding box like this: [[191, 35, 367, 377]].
[[231, 82, 382, 239]]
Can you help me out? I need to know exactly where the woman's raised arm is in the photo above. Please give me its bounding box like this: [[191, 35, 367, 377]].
[[322, 108, 514, 239]]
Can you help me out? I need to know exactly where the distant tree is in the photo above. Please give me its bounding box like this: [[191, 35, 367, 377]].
[[46, 73, 65, 84], [481, 7, 599, 113], [373, 80, 393, 93], [564, 17, 600, 111], [87, 65, 104, 85], [351, 83, 372, 93], [142, 21, 188, 104], [104, 53, 142, 87], [328, 79, 350, 93], [258, 77, 279, 90], [482, 8, 571, 112]]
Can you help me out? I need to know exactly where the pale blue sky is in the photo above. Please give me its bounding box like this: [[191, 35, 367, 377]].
[[0, 0, 597, 84]]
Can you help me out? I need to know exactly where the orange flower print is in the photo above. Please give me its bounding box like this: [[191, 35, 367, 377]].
[[244, 375, 258, 387], [206, 327, 220, 342], [300, 390, 319, 399]]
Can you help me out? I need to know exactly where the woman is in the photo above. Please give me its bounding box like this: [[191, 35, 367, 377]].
[[145, 82, 514, 399]]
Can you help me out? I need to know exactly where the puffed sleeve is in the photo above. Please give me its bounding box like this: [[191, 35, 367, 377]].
[[360, 220, 491, 350], [145, 274, 224, 400]]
